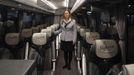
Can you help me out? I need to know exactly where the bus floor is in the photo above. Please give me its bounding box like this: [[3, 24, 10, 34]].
[[46, 49, 79, 75]]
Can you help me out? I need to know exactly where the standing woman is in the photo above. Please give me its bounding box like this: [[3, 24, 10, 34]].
[[54, 9, 77, 70]]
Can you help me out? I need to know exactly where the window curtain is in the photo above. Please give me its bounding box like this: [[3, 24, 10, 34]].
[[115, 5, 126, 64]]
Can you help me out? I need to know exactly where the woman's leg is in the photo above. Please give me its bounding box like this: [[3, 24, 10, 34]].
[[68, 51, 73, 70], [63, 51, 68, 68]]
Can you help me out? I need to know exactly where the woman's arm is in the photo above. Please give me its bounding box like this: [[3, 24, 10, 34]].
[[73, 20, 77, 44], [54, 27, 62, 35]]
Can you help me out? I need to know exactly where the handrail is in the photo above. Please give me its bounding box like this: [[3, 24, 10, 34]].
[[25, 42, 29, 60], [82, 54, 87, 75]]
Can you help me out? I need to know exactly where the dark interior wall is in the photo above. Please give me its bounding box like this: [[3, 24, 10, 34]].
[[126, 2, 134, 64]]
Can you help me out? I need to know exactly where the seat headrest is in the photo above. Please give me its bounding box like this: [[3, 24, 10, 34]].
[[6, 20, 14, 27], [41, 29, 49, 38], [85, 32, 100, 44], [41, 29, 47, 33], [122, 64, 134, 75], [95, 40, 118, 59], [54, 24, 59, 30], [5, 33, 20, 45], [77, 26, 80, 32], [80, 28, 86, 38], [37, 25, 44, 30], [50, 26, 56, 31], [32, 33, 47, 46], [21, 29, 32, 38], [46, 27, 52, 37], [32, 27, 39, 33]]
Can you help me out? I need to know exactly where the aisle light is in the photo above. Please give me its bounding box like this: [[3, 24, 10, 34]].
[[41, 0, 57, 9], [71, 0, 85, 13]]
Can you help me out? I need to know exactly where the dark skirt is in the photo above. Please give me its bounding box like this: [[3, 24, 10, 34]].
[[60, 41, 74, 52]]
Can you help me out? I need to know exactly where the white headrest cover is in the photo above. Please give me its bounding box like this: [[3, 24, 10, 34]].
[[21, 29, 32, 38], [32, 33, 47, 45], [85, 32, 100, 44], [53, 25, 58, 30], [96, 40, 118, 59], [41, 29, 49, 38], [50, 26, 56, 31], [80, 28, 85, 37], [55, 25, 59, 30], [46, 27, 52, 37], [41, 29, 47, 33], [54, 24, 59, 30], [5, 33, 20, 45], [32, 27, 39, 33]]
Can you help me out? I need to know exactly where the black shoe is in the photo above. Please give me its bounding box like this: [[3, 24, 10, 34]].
[[62, 65, 68, 69], [67, 65, 71, 70]]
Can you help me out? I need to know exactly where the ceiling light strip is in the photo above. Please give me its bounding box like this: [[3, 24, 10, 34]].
[[41, 0, 57, 9], [64, 0, 69, 8], [14, 0, 55, 13], [71, 0, 85, 13]]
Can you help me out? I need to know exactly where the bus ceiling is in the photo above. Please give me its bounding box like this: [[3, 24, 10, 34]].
[[0, 0, 126, 15]]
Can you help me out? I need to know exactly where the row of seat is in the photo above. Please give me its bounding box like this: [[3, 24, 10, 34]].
[[32, 24, 59, 72], [0, 21, 47, 75], [77, 26, 134, 75], [3, 22, 59, 75], [76, 25, 133, 75]]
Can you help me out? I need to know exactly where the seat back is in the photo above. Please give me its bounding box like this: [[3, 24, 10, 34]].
[[32, 33, 47, 46], [5, 33, 20, 45]]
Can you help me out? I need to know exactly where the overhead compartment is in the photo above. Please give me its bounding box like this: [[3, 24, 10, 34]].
[[0, 0, 55, 14]]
